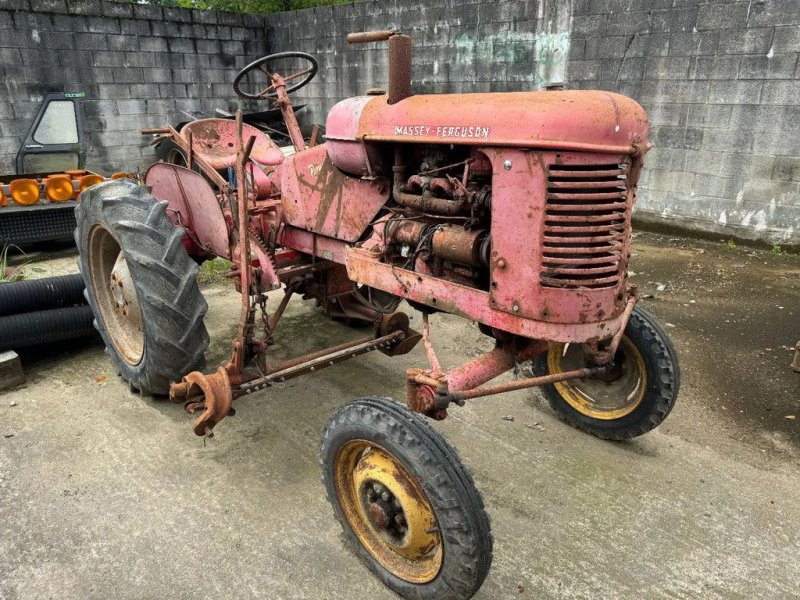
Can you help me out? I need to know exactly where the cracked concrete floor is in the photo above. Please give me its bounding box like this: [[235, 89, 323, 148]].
[[1, 232, 798, 599]]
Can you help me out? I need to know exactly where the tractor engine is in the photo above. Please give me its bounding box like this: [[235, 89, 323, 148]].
[[381, 144, 492, 290], [325, 89, 649, 336]]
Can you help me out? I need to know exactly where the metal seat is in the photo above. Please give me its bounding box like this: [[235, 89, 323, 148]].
[[180, 118, 285, 170]]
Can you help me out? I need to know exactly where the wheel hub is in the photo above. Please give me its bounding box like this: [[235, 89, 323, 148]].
[[548, 337, 646, 420], [87, 225, 145, 366], [334, 441, 443, 583], [364, 481, 407, 540]]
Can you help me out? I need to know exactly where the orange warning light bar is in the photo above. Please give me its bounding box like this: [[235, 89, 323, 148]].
[[9, 179, 40, 205], [45, 175, 75, 202]]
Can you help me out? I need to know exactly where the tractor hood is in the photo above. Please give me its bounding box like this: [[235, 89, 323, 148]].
[[326, 90, 649, 155]]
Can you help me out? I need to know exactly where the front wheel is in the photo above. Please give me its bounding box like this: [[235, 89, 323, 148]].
[[531, 306, 680, 440], [320, 397, 492, 600]]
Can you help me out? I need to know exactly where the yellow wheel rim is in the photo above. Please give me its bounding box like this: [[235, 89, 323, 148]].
[[334, 440, 443, 584], [547, 337, 647, 420]]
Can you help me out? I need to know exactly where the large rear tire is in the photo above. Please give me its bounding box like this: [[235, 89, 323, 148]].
[[320, 397, 492, 600], [75, 180, 209, 395]]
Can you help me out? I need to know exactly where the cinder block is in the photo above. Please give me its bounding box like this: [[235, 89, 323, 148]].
[[123, 51, 157, 68], [192, 8, 217, 25], [119, 17, 150, 36], [67, 0, 102, 16], [707, 80, 763, 104], [92, 51, 126, 67], [738, 55, 797, 80], [112, 68, 144, 84], [217, 11, 244, 27], [691, 55, 740, 80], [696, 3, 749, 30], [644, 56, 690, 79], [75, 32, 107, 50], [760, 80, 800, 105], [39, 31, 76, 49], [158, 83, 187, 99], [772, 25, 800, 53], [51, 13, 86, 32], [669, 31, 719, 56], [87, 15, 120, 34], [107, 34, 139, 52], [132, 3, 162, 21], [163, 7, 193, 23], [139, 36, 168, 53], [0, 351, 25, 391], [102, 1, 132, 18], [748, 1, 800, 27], [221, 40, 243, 55], [168, 38, 195, 54], [196, 39, 221, 54], [717, 27, 773, 55], [30, 0, 67, 13], [649, 7, 698, 33], [212, 25, 232, 41], [606, 9, 650, 36]]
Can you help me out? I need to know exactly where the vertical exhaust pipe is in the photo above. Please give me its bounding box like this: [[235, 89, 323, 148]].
[[387, 34, 412, 104], [347, 30, 412, 104]]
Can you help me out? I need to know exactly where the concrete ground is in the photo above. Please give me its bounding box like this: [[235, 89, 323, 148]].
[[1, 232, 799, 600]]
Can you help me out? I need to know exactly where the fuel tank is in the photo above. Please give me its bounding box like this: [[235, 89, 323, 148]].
[[325, 91, 649, 175]]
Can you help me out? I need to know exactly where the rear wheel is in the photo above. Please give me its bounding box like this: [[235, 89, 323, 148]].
[[156, 138, 188, 167], [75, 179, 209, 395], [320, 397, 492, 600], [532, 306, 679, 440]]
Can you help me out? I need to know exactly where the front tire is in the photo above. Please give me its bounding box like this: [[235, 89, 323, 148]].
[[320, 397, 492, 600], [75, 180, 209, 395], [532, 306, 680, 440]]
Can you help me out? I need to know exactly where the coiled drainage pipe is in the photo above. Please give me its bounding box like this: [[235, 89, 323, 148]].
[[0, 305, 96, 351], [0, 273, 86, 317]]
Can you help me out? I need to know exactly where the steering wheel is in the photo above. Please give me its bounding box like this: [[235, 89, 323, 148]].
[[233, 52, 318, 100]]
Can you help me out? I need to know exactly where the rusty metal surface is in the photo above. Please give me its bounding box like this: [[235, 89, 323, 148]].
[[449, 365, 607, 402], [483, 148, 635, 325], [279, 226, 350, 263], [180, 118, 284, 170], [145, 163, 231, 259], [346, 30, 396, 43], [387, 34, 412, 105], [178, 367, 234, 437], [346, 247, 628, 344], [325, 90, 649, 154], [238, 330, 405, 395], [277, 145, 390, 242], [431, 226, 485, 266]]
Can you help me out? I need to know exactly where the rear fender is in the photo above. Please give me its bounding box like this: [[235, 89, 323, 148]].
[[145, 162, 230, 259]]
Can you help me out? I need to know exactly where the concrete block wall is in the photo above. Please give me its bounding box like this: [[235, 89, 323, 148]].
[[569, 0, 800, 244], [0, 0, 268, 174], [265, 0, 800, 244], [1, 0, 797, 243], [264, 0, 571, 125]]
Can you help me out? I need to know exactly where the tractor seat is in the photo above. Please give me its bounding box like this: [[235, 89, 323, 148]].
[[180, 118, 285, 170]]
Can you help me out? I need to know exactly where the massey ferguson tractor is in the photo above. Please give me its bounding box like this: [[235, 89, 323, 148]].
[[76, 31, 679, 600]]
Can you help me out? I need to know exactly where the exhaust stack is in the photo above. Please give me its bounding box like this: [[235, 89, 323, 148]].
[[347, 30, 412, 105]]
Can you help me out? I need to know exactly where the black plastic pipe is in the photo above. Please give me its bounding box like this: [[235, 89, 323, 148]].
[[0, 274, 86, 317], [0, 305, 96, 351]]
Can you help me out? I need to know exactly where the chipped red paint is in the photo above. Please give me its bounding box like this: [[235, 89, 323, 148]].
[[326, 90, 649, 154], [180, 118, 284, 169], [277, 144, 390, 242], [145, 162, 231, 259]]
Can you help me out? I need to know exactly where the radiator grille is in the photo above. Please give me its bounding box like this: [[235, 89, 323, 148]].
[[541, 162, 630, 289]]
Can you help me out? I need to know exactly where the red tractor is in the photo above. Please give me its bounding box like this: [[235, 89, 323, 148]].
[[76, 31, 679, 600]]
